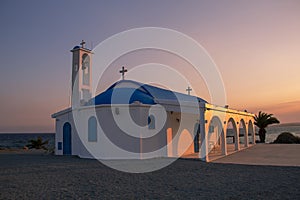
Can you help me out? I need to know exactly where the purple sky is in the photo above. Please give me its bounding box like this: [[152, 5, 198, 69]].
[[1, 0, 300, 132]]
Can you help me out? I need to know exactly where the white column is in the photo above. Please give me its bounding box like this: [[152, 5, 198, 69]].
[[252, 124, 256, 144], [235, 122, 240, 151], [244, 124, 249, 147], [200, 131, 209, 162], [222, 128, 227, 155], [166, 128, 173, 157], [199, 107, 209, 161]]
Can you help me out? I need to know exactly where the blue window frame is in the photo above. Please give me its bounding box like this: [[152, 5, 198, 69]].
[[88, 116, 97, 142]]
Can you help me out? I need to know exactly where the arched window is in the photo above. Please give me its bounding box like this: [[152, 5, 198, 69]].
[[88, 116, 97, 142], [148, 115, 155, 129]]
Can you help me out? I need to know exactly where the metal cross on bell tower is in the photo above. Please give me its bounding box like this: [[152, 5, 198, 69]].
[[186, 86, 192, 95], [119, 66, 128, 80], [80, 40, 86, 48]]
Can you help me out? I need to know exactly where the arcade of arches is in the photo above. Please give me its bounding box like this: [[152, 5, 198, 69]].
[[166, 104, 255, 162]]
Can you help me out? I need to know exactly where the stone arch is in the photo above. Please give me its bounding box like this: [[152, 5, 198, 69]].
[[207, 116, 225, 156], [226, 117, 238, 153], [177, 129, 194, 156], [248, 120, 255, 144]]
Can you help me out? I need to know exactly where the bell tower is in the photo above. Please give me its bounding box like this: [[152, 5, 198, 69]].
[[71, 40, 92, 108]]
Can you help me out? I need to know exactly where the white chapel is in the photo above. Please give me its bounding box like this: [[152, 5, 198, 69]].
[[52, 42, 255, 162]]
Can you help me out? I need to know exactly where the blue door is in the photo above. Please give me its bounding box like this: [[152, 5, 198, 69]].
[[63, 122, 72, 155]]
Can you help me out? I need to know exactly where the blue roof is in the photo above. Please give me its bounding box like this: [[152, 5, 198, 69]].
[[90, 80, 207, 105]]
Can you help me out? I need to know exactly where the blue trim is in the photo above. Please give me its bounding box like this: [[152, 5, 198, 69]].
[[73, 46, 80, 49], [57, 142, 62, 150]]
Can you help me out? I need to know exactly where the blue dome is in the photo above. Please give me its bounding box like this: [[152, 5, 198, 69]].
[[73, 46, 80, 49], [89, 80, 207, 106], [93, 87, 155, 105]]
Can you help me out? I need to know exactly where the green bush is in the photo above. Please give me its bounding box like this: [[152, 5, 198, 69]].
[[273, 132, 300, 144], [26, 137, 49, 150]]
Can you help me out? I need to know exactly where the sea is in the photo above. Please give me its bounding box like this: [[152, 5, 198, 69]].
[[0, 124, 300, 149], [0, 133, 55, 150], [263, 123, 300, 143], [229, 124, 300, 143]]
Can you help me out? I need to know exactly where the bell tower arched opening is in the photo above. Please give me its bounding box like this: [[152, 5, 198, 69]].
[[71, 42, 93, 107]]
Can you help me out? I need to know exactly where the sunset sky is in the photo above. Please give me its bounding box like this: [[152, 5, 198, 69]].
[[0, 0, 299, 132]]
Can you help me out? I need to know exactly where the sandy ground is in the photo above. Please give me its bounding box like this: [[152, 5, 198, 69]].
[[213, 144, 300, 166], [0, 149, 299, 199]]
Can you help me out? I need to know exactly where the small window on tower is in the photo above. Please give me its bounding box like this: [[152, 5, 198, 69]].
[[74, 64, 78, 71]]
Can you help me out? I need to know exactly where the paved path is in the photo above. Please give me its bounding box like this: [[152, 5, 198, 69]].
[[213, 144, 300, 166]]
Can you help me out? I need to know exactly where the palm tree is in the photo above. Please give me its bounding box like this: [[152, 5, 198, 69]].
[[254, 111, 280, 143], [27, 137, 49, 150]]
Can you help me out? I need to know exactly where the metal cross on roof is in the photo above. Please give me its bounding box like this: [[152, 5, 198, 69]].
[[186, 86, 192, 95], [80, 40, 86, 48], [119, 66, 128, 80]]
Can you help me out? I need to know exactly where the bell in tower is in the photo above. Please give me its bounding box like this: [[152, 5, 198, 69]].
[[71, 40, 93, 108]]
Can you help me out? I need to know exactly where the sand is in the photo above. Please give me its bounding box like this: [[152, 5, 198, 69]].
[[213, 144, 300, 166], [0, 149, 299, 199]]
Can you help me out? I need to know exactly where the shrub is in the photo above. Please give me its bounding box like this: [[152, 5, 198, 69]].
[[26, 137, 49, 150], [273, 132, 300, 144]]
